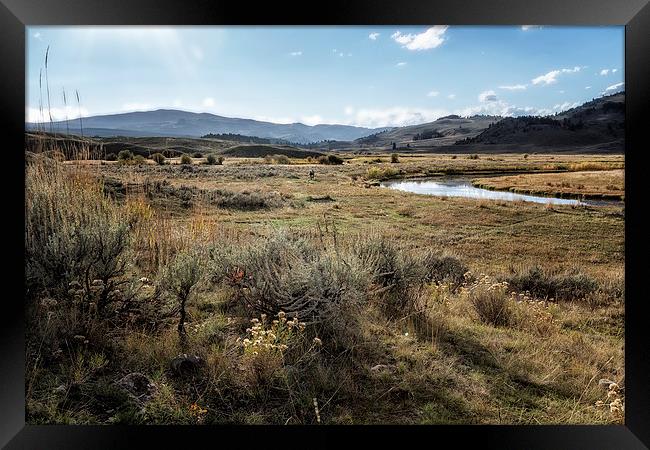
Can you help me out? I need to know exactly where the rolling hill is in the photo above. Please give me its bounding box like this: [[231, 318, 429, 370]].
[[455, 92, 624, 151]]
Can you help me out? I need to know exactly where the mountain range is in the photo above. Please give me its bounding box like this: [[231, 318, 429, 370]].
[[26, 92, 624, 153], [26, 109, 388, 144]]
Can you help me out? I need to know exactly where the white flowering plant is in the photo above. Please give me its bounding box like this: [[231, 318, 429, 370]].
[[239, 311, 314, 357]]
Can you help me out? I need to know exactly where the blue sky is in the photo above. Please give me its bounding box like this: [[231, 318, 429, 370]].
[[26, 26, 624, 128]]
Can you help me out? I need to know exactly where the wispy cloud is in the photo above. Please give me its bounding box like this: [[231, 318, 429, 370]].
[[585, 86, 592, 89], [604, 82, 624, 93], [499, 84, 527, 90], [391, 26, 448, 51], [531, 66, 582, 85], [369, 32, 380, 40], [447, 94, 456, 99], [396, 62, 407, 67], [427, 91, 439, 97], [289, 51, 303, 56], [521, 25, 543, 31], [600, 69, 609, 76], [202, 97, 215, 108]]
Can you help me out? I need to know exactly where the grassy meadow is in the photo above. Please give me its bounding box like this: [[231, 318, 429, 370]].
[[25, 149, 625, 425]]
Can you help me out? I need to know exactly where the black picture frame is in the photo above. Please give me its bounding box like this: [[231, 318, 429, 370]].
[[2, 0, 649, 448]]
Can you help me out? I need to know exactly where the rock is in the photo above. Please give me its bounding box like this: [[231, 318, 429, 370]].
[[116, 372, 157, 404], [170, 354, 204, 375]]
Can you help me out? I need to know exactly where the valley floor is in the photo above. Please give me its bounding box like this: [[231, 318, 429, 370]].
[[26, 152, 625, 425]]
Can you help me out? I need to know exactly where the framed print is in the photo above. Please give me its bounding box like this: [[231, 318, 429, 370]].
[[2, 0, 649, 448]]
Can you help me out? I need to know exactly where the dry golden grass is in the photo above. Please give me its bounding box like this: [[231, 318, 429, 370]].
[[473, 169, 624, 200], [25, 151, 625, 425]]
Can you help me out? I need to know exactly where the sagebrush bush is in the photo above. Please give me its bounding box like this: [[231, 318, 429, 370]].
[[206, 154, 224, 165], [180, 154, 192, 165], [118, 150, 133, 161], [105, 153, 117, 161], [418, 251, 468, 290], [25, 160, 131, 308], [208, 189, 286, 210], [465, 276, 514, 327], [158, 247, 207, 336], [506, 266, 598, 301], [151, 153, 166, 165], [215, 231, 369, 327], [391, 153, 400, 163]]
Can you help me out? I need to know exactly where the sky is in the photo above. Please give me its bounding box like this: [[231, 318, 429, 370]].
[[26, 26, 624, 128]]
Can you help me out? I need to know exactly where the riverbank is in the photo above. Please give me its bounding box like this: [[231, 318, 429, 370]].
[[471, 169, 624, 201]]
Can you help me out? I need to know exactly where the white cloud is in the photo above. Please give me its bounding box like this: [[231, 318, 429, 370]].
[[396, 62, 407, 67], [447, 94, 456, 99], [499, 84, 527, 90], [612, 69, 618, 73], [559, 90, 565, 94], [531, 66, 582, 85], [289, 51, 302, 56], [391, 26, 448, 51], [521, 25, 543, 30], [604, 82, 624, 93], [600, 69, 609, 76], [26, 105, 90, 123], [202, 97, 215, 108], [585, 86, 592, 90], [427, 91, 439, 97], [332, 49, 337, 52], [348, 53, 352, 57], [33, 32, 42, 41], [122, 102, 152, 111], [346, 106, 450, 128], [369, 32, 380, 40], [478, 90, 498, 102], [300, 115, 324, 126], [339, 52, 344, 57]]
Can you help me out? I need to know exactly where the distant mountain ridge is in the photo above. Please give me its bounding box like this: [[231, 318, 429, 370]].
[[26, 109, 388, 144]]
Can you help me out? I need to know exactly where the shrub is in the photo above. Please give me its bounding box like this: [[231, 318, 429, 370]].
[[327, 154, 344, 165], [352, 235, 422, 311], [118, 150, 134, 161], [391, 153, 400, 164], [221, 231, 369, 326], [317, 155, 344, 165], [25, 159, 131, 311], [133, 155, 146, 165], [158, 248, 206, 336], [180, 154, 192, 165], [208, 189, 286, 210], [467, 154, 479, 160], [206, 154, 223, 165], [105, 153, 117, 161], [365, 166, 400, 180], [466, 276, 514, 327], [505, 266, 598, 301], [193, 152, 203, 158], [151, 153, 166, 165], [418, 251, 468, 290], [273, 154, 291, 165]]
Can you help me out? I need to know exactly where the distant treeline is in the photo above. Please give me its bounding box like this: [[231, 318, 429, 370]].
[[201, 133, 291, 145]]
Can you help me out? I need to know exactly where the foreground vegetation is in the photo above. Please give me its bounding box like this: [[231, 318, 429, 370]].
[[25, 150, 624, 424]]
